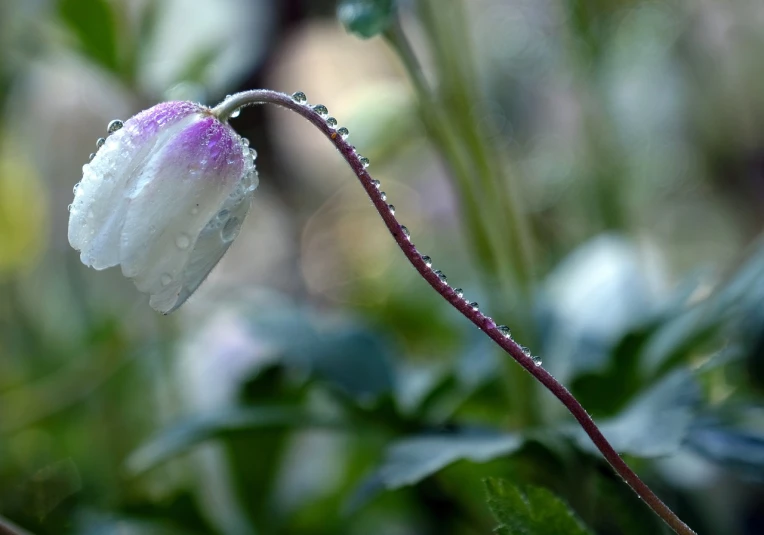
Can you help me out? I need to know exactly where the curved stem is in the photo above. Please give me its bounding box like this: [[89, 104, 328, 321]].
[[212, 90, 696, 535]]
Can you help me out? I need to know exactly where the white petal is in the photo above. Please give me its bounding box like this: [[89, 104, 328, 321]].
[[68, 104, 201, 269]]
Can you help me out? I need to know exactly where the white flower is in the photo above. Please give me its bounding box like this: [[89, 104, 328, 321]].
[[68, 101, 258, 314]]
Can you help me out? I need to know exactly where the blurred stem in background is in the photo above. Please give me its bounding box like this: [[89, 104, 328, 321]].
[[384, 1, 538, 427]]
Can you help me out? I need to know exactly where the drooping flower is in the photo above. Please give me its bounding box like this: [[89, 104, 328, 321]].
[[68, 101, 258, 314]]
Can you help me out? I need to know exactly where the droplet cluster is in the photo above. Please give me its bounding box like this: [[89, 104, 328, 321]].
[[287, 90, 544, 369]]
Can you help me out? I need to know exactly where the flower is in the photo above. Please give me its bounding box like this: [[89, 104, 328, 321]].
[[68, 101, 258, 314]]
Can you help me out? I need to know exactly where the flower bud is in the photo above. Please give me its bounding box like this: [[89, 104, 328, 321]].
[[68, 101, 258, 313]]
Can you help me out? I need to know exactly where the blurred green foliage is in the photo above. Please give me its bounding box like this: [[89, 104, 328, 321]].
[[1, 0, 764, 534]]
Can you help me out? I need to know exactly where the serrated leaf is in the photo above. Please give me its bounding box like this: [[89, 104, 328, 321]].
[[377, 431, 524, 489], [484, 478, 593, 535], [568, 369, 700, 457], [58, 0, 119, 74], [337, 0, 396, 39], [126, 407, 335, 474]]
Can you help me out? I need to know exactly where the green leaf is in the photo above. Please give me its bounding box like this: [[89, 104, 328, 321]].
[[58, 0, 120, 74], [337, 0, 396, 39], [567, 369, 700, 458], [125, 407, 337, 474], [687, 419, 764, 480], [377, 431, 524, 488], [484, 478, 593, 535], [247, 306, 395, 403]]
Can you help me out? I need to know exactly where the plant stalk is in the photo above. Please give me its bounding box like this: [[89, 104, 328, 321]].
[[212, 90, 697, 535]]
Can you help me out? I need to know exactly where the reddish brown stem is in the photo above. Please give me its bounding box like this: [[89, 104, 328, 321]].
[[213, 90, 697, 535]]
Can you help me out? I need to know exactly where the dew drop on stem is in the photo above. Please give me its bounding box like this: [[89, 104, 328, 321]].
[[400, 226, 410, 239], [292, 91, 307, 103], [454, 288, 464, 299], [469, 301, 479, 311], [388, 204, 395, 214], [421, 255, 432, 267], [337, 127, 349, 140], [326, 117, 338, 127], [313, 104, 328, 117]]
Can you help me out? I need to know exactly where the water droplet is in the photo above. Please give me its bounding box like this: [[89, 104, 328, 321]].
[[241, 138, 250, 148], [380, 191, 387, 201], [434, 270, 448, 283], [250, 148, 258, 159], [107, 120, 123, 134], [400, 226, 410, 239], [176, 234, 191, 249], [96, 138, 105, 149], [469, 301, 479, 311], [388, 204, 395, 214], [89, 153, 96, 160], [161, 273, 173, 286], [337, 127, 349, 140], [222, 216, 240, 241], [67, 203, 73, 212], [520, 345, 532, 357], [533, 356, 543, 367], [73, 183, 80, 195], [371, 179, 380, 189], [421, 255, 432, 267], [326, 117, 337, 127], [454, 288, 464, 298], [230, 107, 241, 118], [497, 325, 511, 337], [217, 209, 230, 220], [313, 104, 328, 117], [292, 91, 307, 103], [360, 157, 370, 168]]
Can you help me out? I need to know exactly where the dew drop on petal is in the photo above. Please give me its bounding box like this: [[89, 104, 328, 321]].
[[67, 203, 72, 212], [241, 138, 250, 148], [96, 138, 105, 149], [326, 117, 338, 127], [89, 153, 96, 161], [313, 104, 328, 117], [337, 127, 349, 140], [222, 217, 240, 242], [421, 255, 432, 267], [73, 183, 80, 195], [292, 91, 307, 103], [107, 120, 124, 134], [176, 234, 191, 250], [400, 226, 410, 239]]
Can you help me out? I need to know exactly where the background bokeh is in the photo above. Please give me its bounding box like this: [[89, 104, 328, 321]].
[[2, 0, 764, 533]]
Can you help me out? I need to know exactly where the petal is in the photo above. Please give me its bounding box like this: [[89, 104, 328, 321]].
[[164, 167, 258, 313], [68, 101, 204, 269], [118, 116, 254, 313]]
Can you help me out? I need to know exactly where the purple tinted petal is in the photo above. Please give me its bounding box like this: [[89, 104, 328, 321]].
[[160, 115, 244, 179]]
